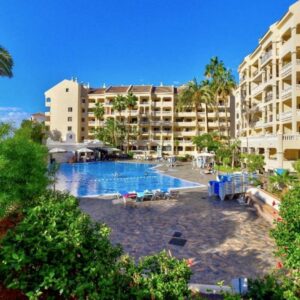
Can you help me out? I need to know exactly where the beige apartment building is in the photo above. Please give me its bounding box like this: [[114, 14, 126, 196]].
[[45, 79, 233, 156], [235, 0, 300, 170]]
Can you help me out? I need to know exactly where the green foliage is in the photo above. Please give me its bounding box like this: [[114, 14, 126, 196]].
[[241, 153, 265, 173], [193, 132, 220, 152], [94, 118, 125, 147], [176, 156, 188, 162], [127, 151, 134, 159], [0, 45, 14, 78], [19, 119, 46, 144], [247, 275, 285, 300], [270, 186, 300, 298], [0, 191, 123, 299], [94, 102, 105, 121], [0, 130, 48, 217], [269, 170, 297, 192], [113, 95, 127, 117], [126, 251, 192, 300], [0, 122, 13, 139], [0, 191, 192, 300]]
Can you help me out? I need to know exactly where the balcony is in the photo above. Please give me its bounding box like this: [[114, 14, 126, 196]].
[[280, 110, 292, 122], [253, 69, 259, 77], [264, 93, 273, 102], [261, 51, 272, 65], [280, 39, 292, 57], [281, 62, 292, 77], [253, 120, 264, 127], [281, 86, 292, 99], [252, 83, 264, 96], [175, 131, 196, 137]]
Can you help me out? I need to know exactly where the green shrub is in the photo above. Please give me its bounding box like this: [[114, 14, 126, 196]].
[[0, 191, 123, 299], [0, 191, 192, 299], [127, 151, 134, 159], [176, 156, 187, 162], [129, 251, 192, 299], [247, 275, 284, 300], [0, 132, 49, 217]]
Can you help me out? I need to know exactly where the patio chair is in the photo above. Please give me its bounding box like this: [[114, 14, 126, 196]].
[[164, 190, 179, 200], [142, 191, 154, 201]]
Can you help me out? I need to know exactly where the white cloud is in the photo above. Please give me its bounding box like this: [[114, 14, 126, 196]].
[[0, 107, 30, 127]]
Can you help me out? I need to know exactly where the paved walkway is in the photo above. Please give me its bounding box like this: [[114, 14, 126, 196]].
[[80, 162, 276, 284]]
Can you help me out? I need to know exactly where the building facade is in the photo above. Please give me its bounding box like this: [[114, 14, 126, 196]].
[[45, 79, 233, 155], [236, 0, 300, 170]]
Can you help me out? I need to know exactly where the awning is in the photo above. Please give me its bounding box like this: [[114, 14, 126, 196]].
[[77, 147, 94, 153], [49, 148, 67, 154]]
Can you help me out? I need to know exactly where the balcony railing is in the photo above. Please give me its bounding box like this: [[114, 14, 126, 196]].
[[261, 51, 272, 64], [280, 110, 292, 121], [253, 69, 259, 77], [265, 93, 273, 102], [282, 86, 292, 99]]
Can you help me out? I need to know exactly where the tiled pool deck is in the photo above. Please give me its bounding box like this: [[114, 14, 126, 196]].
[[80, 162, 276, 284]]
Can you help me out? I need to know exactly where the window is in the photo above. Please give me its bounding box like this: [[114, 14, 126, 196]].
[[81, 118, 85, 122], [46, 97, 51, 102], [82, 108, 85, 113], [81, 127, 85, 131], [68, 107, 72, 112], [67, 126, 72, 131], [82, 99, 86, 103], [68, 117, 72, 122], [66, 88, 69, 92]]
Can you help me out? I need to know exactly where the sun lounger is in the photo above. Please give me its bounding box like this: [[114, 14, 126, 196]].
[[164, 190, 179, 200]]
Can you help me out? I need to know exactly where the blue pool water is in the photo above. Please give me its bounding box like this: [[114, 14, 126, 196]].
[[56, 162, 201, 197]]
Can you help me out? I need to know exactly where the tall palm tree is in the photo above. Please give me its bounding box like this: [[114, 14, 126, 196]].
[[125, 92, 138, 152], [177, 78, 212, 134], [94, 102, 105, 123], [0, 45, 13, 78], [205, 57, 236, 140], [112, 95, 126, 120], [218, 69, 236, 139], [199, 80, 214, 132], [205, 57, 223, 135]]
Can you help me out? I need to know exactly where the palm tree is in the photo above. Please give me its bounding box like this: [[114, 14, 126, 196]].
[[205, 57, 236, 141], [177, 78, 212, 134], [0, 45, 13, 78], [217, 69, 236, 140], [205, 57, 229, 138], [125, 92, 138, 152], [199, 80, 214, 132], [94, 102, 105, 122], [269, 170, 297, 193], [112, 95, 127, 120]]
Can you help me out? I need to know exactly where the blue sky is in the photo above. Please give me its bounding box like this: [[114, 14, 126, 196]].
[[0, 0, 296, 125]]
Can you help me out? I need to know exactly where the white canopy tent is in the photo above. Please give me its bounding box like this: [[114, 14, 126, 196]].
[[77, 147, 94, 153], [49, 148, 67, 154], [194, 152, 215, 168]]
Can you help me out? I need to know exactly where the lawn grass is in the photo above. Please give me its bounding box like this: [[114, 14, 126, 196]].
[[216, 165, 241, 173]]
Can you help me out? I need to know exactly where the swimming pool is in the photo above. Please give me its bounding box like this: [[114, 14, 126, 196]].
[[56, 162, 201, 197]]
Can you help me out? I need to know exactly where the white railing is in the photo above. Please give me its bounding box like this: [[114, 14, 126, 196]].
[[265, 93, 273, 102], [282, 86, 292, 98], [252, 69, 259, 77], [261, 51, 272, 64], [283, 134, 300, 141], [280, 110, 292, 121], [281, 62, 292, 71], [297, 59, 300, 65]]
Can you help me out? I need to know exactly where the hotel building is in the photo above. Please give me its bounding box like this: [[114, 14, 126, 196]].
[[45, 79, 233, 156], [236, 0, 300, 170]]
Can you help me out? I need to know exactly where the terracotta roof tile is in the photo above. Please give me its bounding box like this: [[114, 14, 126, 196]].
[[89, 88, 106, 95], [105, 86, 130, 93], [130, 85, 152, 93], [153, 86, 174, 93]]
